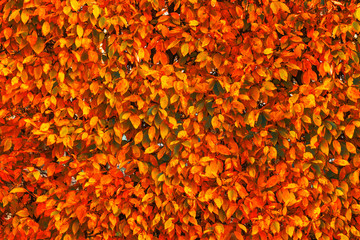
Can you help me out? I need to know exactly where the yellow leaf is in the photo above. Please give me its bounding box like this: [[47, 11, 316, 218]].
[[42, 22, 50, 36], [93, 5, 100, 19], [40, 122, 50, 132], [279, 68, 288, 80], [138, 48, 145, 59], [145, 145, 159, 154], [36, 195, 48, 202], [189, 20, 199, 26], [129, 115, 141, 129], [214, 196, 223, 208], [161, 76, 174, 89], [160, 96, 168, 109], [355, 8, 360, 21], [134, 131, 143, 145], [70, 0, 80, 11], [142, 193, 154, 202], [76, 25, 84, 38], [302, 94, 316, 108], [4, 138, 12, 152], [164, 218, 174, 230], [345, 124, 355, 139], [278, 2, 290, 13], [181, 43, 189, 56], [90, 116, 99, 128], [160, 122, 169, 139], [334, 159, 350, 166], [21, 10, 29, 24], [10, 187, 27, 193], [263, 48, 273, 54], [16, 209, 29, 217], [347, 87, 360, 101], [263, 81, 276, 91], [47, 134, 56, 145], [196, 51, 208, 62], [338, 234, 349, 240], [60, 126, 68, 137], [323, 62, 331, 73]]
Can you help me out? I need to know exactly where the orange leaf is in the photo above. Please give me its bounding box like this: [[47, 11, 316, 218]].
[[320, 140, 329, 156], [346, 142, 356, 153], [345, 124, 355, 139], [75, 205, 87, 224], [134, 131, 143, 145], [266, 175, 279, 188], [130, 115, 141, 129], [3, 27, 12, 39], [213, 53, 222, 69], [3, 138, 12, 152]]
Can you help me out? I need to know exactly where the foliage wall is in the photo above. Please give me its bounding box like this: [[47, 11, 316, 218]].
[[1, 0, 360, 239]]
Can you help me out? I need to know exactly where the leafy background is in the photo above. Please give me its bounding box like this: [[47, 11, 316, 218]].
[[1, 0, 360, 239]]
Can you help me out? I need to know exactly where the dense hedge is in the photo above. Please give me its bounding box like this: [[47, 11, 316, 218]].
[[1, 0, 360, 239]]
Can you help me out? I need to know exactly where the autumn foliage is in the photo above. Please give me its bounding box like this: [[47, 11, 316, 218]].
[[2, 0, 360, 239]]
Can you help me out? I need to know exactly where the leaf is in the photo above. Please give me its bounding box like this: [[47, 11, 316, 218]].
[[36, 195, 48, 202], [4, 138, 12, 152], [93, 5, 100, 19], [16, 209, 29, 217], [77, 25, 84, 38], [263, 48, 273, 54], [31, 38, 45, 55], [320, 140, 329, 156], [40, 123, 50, 132], [213, 53, 222, 68], [189, 20, 199, 26], [90, 116, 99, 128], [160, 96, 168, 109], [214, 196, 223, 208], [355, 8, 360, 21], [196, 51, 208, 62], [346, 142, 356, 153], [75, 205, 87, 224], [42, 22, 51, 36], [10, 187, 27, 193], [263, 81, 276, 91], [145, 145, 159, 154], [129, 115, 141, 129], [3, 27, 12, 39], [134, 131, 143, 145], [345, 124, 355, 139], [181, 43, 189, 56], [21, 10, 29, 24], [334, 159, 350, 166], [333, 140, 341, 154], [70, 0, 80, 11], [160, 122, 169, 139], [279, 68, 288, 80]]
